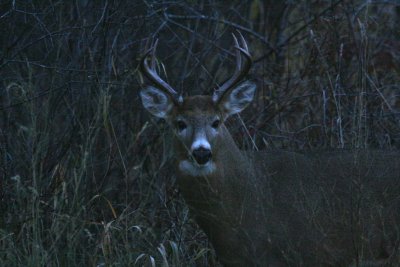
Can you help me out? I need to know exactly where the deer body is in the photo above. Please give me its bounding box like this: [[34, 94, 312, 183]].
[[139, 35, 400, 266]]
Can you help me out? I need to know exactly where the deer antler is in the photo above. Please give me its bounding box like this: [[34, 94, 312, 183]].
[[213, 32, 252, 103], [140, 39, 181, 104]]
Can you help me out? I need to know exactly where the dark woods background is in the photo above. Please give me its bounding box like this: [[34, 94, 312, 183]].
[[0, 0, 399, 266]]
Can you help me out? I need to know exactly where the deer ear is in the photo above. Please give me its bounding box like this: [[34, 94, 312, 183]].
[[218, 81, 256, 117], [140, 86, 174, 118]]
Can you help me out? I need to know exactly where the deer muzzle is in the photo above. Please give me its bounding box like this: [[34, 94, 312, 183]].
[[192, 147, 212, 165]]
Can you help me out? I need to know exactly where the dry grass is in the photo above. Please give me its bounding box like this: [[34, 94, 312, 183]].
[[0, 0, 399, 266]]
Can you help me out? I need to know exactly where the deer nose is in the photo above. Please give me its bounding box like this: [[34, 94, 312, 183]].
[[192, 147, 212, 165]]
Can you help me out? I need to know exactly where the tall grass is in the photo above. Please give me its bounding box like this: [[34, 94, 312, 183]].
[[1, 0, 399, 266]]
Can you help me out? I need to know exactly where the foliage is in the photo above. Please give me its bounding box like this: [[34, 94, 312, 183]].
[[0, 0, 399, 266]]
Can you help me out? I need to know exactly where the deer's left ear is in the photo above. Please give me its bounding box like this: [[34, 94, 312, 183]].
[[217, 81, 256, 117]]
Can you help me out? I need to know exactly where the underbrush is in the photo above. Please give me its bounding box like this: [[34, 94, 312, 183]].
[[1, 0, 399, 266]]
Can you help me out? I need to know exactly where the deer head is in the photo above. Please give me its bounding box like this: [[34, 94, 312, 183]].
[[140, 34, 256, 177]]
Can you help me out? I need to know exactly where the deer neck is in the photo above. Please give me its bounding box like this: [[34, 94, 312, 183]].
[[213, 124, 251, 178]]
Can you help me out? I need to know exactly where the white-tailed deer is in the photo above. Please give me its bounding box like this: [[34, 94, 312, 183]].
[[139, 34, 400, 266]]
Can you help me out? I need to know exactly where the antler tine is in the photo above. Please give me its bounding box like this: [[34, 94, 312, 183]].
[[214, 32, 252, 103], [141, 38, 180, 103], [150, 38, 158, 70], [238, 31, 249, 54], [232, 34, 242, 71]]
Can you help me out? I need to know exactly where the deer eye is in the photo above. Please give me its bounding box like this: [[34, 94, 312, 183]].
[[176, 120, 187, 131], [211, 119, 220, 129]]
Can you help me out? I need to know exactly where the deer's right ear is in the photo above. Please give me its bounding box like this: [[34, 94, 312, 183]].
[[140, 86, 174, 118]]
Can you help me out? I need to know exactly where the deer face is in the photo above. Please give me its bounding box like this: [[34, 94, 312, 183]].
[[140, 82, 256, 176], [173, 96, 220, 166]]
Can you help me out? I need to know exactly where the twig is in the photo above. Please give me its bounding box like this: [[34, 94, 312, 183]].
[[165, 13, 276, 53]]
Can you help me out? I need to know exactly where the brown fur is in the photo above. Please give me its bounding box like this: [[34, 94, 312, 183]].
[[144, 95, 400, 266]]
